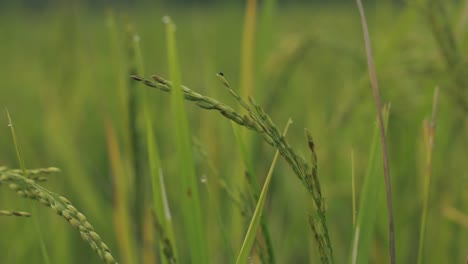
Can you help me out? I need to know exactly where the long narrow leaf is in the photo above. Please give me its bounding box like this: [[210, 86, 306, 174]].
[[164, 16, 207, 263], [350, 106, 390, 264], [236, 118, 292, 264], [6, 109, 51, 264]]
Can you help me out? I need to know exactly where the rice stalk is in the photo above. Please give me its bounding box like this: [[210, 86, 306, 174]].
[[0, 169, 118, 264], [305, 129, 333, 264], [151, 209, 177, 264], [131, 73, 334, 263]]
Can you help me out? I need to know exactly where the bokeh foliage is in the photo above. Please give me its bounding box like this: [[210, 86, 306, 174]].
[[0, 1, 467, 263]]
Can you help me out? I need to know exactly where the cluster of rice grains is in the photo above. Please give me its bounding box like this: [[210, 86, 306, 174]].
[[0, 167, 118, 264], [132, 73, 334, 263]]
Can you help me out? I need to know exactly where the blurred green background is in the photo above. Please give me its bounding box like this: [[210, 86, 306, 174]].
[[0, 0, 467, 263]]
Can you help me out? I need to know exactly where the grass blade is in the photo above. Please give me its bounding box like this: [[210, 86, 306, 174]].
[[350, 105, 390, 264], [231, 121, 272, 263], [416, 86, 440, 264], [6, 109, 51, 264], [6, 109, 27, 176], [236, 118, 293, 264], [144, 88, 179, 263], [105, 119, 137, 264], [164, 16, 208, 263], [355, 1, 396, 262]]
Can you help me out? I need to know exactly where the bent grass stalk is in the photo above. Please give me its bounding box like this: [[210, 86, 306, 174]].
[[131, 74, 334, 263]]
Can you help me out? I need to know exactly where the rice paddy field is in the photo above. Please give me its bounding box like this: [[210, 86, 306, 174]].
[[0, 1, 467, 263]]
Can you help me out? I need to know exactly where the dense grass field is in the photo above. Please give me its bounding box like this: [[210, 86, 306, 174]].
[[0, 1, 467, 263]]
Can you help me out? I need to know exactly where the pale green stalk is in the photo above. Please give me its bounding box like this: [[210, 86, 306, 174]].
[[144, 78, 178, 264], [164, 16, 207, 263], [147, 126, 178, 263], [417, 87, 439, 264]]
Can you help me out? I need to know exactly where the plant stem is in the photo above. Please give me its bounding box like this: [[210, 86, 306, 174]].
[[355, 1, 396, 263]]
